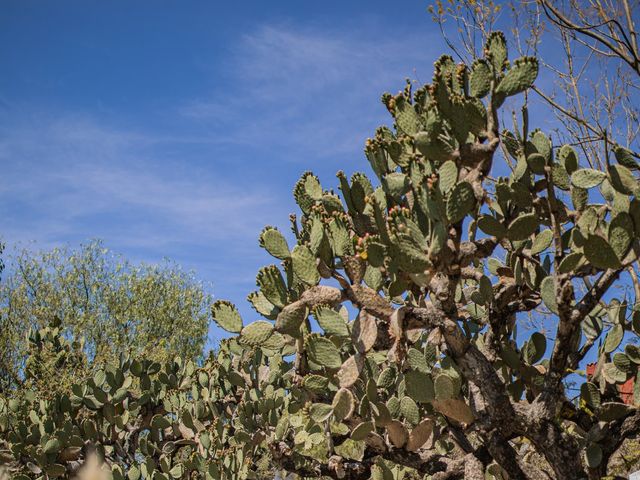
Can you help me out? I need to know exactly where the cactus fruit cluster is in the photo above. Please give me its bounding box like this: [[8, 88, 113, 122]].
[[3, 32, 640, 479]]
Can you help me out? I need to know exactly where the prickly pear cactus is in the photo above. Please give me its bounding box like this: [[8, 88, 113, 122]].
[[3, 31, 640, 480], [1, 325, 288, 480]]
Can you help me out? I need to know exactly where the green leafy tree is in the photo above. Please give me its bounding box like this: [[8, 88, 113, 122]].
[[21, 319, 88, 402], [0, 240, 211, 393], [3, 27, 640, 480]]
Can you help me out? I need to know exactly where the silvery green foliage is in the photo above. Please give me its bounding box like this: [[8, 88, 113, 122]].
[[0, 240, 211, 394]]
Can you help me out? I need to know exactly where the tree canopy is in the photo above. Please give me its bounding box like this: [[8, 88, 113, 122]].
[[0, 240, 211, 394], [2, 3, 640, 479]]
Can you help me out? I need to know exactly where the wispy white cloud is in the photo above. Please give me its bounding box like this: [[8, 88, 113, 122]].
[[0, 22, 440, 247], [0, 115, 282, 253]]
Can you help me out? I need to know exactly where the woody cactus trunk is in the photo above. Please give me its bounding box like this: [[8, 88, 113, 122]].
[[3, 32, 640, 480]]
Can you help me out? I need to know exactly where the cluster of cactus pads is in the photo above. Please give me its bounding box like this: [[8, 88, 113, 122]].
[[3, 32, 640, 479]]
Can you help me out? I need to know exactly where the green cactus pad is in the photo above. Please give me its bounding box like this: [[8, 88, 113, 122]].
[[151, 413, 171, 429], [609, 164, 639, 195], [306, 335, 342, 370], [291, 245, 320, 286], [507, 213, 538, 241], [400, 396, 420, 425], [582, 315, 603, 340], [613, 352, 631, 372], [293, 172, 322, 214], [305, 173, 323, 199], [322, 192, 344, 214], [261, 329, 285, 350], [43, 437, 62, 454], [303, 374, 330, 394], [466, 98, 488, 134], [446, 181, 475, 224], [601, 178, 616, 201], [571, 186, 589, 211], [383, 172, 410, 199], [45, 465, 67, 477], [377, 367, 396, 389], [414, 131, 454, 163], [496, 56, 538, 96], [526, 153, 546, 175], [332, 388, 355, 422], [604, 324, 624, 353], [551, 163, 571, 190], [530, 229, 553, 255], [259, 227, 290, 260], [558, 252, 584, 273], [625, 344, 640, 364], [394, 97, 421, 136], [211, 301, 243, 333], [363, 265, 384, 291], [583, 443, 603, 468], [275, 301, 306, 336], [256, 265, 288, 308], [580, 382, 601, 408], [310, 403, 333, 423], [366, 240, 387, 268], [477, 275, 493, 305], [351, 173, 374, 211], [313, 306, 349, 337], [387, 396, 402, 418], [469, 59, 492, 98], [597, 402, 633, 422], [477, 215, 507, 238], [366, 145, 390, 179], [608, 212, 633, 260], [540, 275, 558, 313], [486, 31, 507, 72], [308, 216, 327, 256], [501, 130, 521, 159], [247, 290, 279, 320], [351, 421, 374, 441], [434, 374, 455, 400], [438, 160, 458, 195], [404, 371, 434, 404], [328, 216, 353, 257], [239, 321, 274, 347], [406, 348, 430, 374], [584, 235, 622, 270], [614, 146, 639, 170], [388, 237, 430, 274], [528, 130, 552, 162], [571, 168, 606, 189], [603, 362, 627, 383], [378, 399, 396, 424], [523, 332, 546, 364], [558, 144, 579, 173]]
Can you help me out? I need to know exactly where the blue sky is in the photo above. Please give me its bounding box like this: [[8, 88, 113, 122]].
[[0, 0, 447, 346], [3, 1, 631, 356]]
